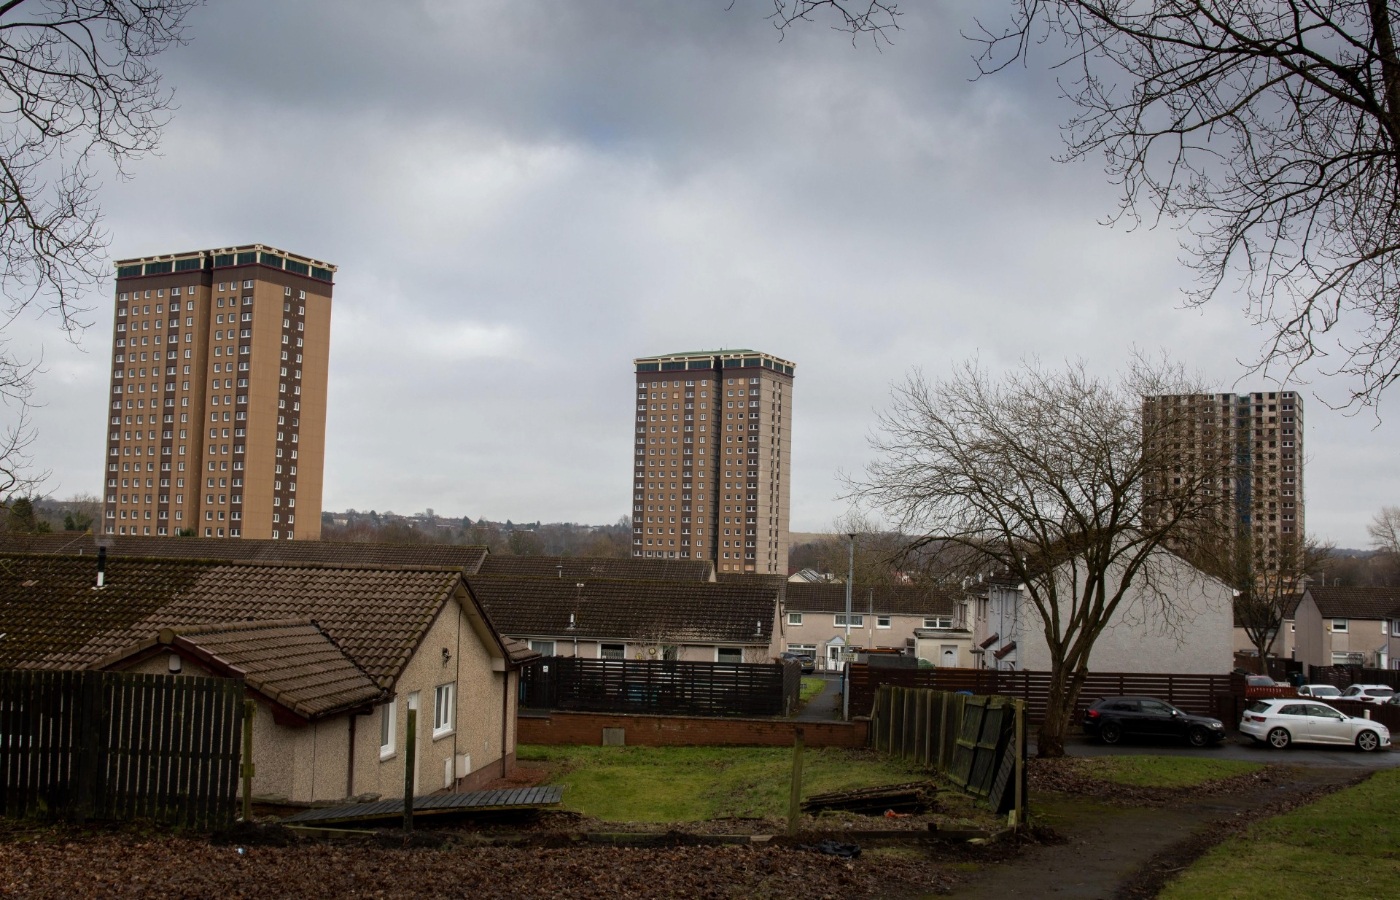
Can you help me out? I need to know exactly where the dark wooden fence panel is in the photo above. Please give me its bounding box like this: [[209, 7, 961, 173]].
[[871, 686, 1026, 820], [519, 657, 792, 717], [0, 670, 243, 829], [849, 665, 1235, 725]]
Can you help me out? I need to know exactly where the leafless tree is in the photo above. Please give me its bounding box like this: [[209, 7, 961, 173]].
[[1234, 531, 1332, 672], [0, 342, 43, 503], [852, 358, 1229, 757], [0, 0, 195, 492], [771, 2, 1400, 409], [1369, 505, 1400, 555]]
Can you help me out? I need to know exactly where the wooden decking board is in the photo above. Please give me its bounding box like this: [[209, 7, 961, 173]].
[[280, 786, 563, 824]]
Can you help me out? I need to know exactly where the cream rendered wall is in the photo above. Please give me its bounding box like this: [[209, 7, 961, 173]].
[[1293, 594, 1326, 666], [1015, 551, 1234, 674], [355, 598, 512, 801]]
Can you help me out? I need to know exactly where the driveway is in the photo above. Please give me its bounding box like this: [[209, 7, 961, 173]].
[[1056, 731, 1400, 769]]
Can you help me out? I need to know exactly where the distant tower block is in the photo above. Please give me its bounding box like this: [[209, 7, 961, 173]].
[[631, 350, 795, 575]]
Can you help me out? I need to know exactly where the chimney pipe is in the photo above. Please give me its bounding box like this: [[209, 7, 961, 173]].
[[96, 546, 107, 589], [557, 564, 563, 579]]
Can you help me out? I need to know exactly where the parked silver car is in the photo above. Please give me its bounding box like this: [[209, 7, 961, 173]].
[[1295, 684, 1342, 699], [1240, 698, 1390, 752], [1339, 684, 1395, 705]]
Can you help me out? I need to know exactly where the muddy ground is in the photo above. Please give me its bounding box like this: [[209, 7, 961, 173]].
[[0, 761, 1364, 899]]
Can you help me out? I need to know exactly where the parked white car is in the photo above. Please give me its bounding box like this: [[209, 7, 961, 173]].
[[1295, 684, 1342, 699], [1240, 698, 1390, 752], [1339, 684, 1395, 705]]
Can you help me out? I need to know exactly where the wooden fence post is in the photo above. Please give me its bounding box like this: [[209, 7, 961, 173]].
[[787, 727, 805, 835], [403, 708, 417, 834], [1011, 698, 1026, 828], [240, 699, 255, 823]]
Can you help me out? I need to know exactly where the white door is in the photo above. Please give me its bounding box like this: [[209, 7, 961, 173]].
[[826, 640, 845, 673], [940, 645, 958, 667]]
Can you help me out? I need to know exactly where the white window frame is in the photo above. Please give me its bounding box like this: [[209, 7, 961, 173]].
[[432, 683, 455, 738], [600, 643, 625, 660], [378, 701, 396, 760], [923, 616, 953, 629], [876, 615, 892, 629], [1332, 618, 1349, 633], [716, 647, 743, 664], [786, 612, 803, 626], [834, 614, 864, 628], [529, 639, 556, 656]]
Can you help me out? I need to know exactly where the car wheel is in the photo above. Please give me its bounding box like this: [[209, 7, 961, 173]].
[[1267, 727, 1291, 749], [1187, 726, 1211, 748], [1099, 722, 1123, 745], [1357, 730, 1381, 753]]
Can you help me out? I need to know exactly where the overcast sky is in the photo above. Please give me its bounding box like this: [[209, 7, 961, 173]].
[[11, 0, 1398, 548]]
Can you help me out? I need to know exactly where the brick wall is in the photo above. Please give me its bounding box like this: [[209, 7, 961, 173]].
[[518, 712, 868, 748]]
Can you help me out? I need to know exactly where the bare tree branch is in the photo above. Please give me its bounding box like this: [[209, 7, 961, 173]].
[[963, 1, 1400, 410]]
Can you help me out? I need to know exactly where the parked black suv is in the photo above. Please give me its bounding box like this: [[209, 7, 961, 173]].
[[779, 651, 815, 674], [1082, 696, 1227, 748]]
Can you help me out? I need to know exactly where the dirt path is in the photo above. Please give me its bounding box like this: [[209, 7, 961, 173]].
[[943, 766, 1364, 900]]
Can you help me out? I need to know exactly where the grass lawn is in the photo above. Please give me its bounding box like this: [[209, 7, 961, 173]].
[[1161, 768, 1400, 899], [1070, 755, 1263, 788], [798, 677, 825, 704], [517, 744, 929, 823]]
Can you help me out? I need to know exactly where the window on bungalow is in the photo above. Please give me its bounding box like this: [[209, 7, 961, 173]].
[[378, 702, 396, 759], [600, 644, 625, 660], [529, 640, 556, 656], [433, 683, 455, 737], [717, 647, 743, 664]]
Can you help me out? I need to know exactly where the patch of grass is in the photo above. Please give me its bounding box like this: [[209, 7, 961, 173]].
[[798, 677, 825, 704], [1073, 756, 1262, 788], [517, 745, 928, 823], [1161, 769, 1400, 899]]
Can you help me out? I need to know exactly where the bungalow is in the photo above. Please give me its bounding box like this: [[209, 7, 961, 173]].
[[465, 574, 781, 663], [0, 552, 535, 805], [1294, 586, 1395, 669], [973, 547, 1233, 674], [781, 583, 972, 671]]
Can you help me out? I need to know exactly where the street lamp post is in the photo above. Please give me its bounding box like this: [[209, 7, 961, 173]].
[[842, 532, 855, 720]]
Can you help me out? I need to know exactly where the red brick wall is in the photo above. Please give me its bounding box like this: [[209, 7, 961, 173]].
[[518, 712, 867, 748]]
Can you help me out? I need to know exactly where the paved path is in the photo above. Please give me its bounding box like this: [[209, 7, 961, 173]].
[[944, 765, 1361, 899], [1059, 732, 1400, 770], [794, 673, 843, 721]]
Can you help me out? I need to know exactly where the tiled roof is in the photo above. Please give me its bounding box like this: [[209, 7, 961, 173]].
[[0, 554, 473, 687], [0, 555, 213, 670], [477, 555, 713, 582], [1307, 586, 1400, 620], [0, 533, 487, 571], [466, 575, 778, 644], [98, 620, 382, 720], [784, 582, 961, 616]]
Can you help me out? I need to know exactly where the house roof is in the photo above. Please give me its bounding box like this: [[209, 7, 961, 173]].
[[784, 582, 962, 616], [1306, 586, 1400, 621], [476, 554, 713, 582], [0, 553, 515, 688], [0, 533, 488, 571], [97, 620, 382, 720], [465, 575, 779, 645]]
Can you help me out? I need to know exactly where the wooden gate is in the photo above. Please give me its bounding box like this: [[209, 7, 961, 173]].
[[0, 670, 244, 829]]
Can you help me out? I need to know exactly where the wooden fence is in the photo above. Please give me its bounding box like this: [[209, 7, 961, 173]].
[[0, 670, 245, 829], [870, 686, 1026, 821], [848, 665, 1234, 725], [519, 657, 801, 718]]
